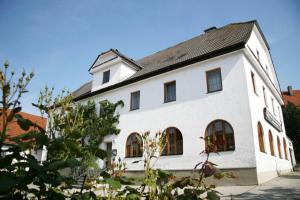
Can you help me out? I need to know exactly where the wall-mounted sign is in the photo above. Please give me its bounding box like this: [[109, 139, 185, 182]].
[[263, 108, 282, 132]]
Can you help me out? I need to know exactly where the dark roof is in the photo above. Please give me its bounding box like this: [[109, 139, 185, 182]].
[[73, 20, 264, 101], [73, 81, 92, 98]]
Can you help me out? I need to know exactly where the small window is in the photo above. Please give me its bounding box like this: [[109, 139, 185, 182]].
[[126, 133, 143, 158], [251, 71, 257, 94], [206, 68, 222, 93], [99, 100, 106, 116], [205, 120, 235, 152], [278, 106, 282, 123], [269, 131, 275, 156], [256, 49, 260, 62], [263, 87, 268, 107], [102, 70, 110, 84], [271, 98, 275, 116], [258, 122, 265, 152], [130, 91, 140, 110], [162, 127, 183, 156], [265, 65, 269, 75], [164, 81, 176, 103]]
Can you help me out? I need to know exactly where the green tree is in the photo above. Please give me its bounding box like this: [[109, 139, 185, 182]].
[[0, 61, 124, 199], [282, 102, 300, 162]]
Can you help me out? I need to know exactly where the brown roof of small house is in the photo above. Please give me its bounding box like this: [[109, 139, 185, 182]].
[[282, 89, 300, 107], [73, 20, 266, 101]]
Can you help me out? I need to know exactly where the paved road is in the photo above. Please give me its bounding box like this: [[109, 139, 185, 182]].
[[217, 172, 300, 199]]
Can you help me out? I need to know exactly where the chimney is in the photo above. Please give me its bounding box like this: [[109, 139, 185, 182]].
[[204, 26, 217, 33], [288, 85, 293, 96]]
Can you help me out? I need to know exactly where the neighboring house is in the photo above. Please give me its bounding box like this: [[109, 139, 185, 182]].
[[282, 86, 300, 108], [0, 111, 47, 162], [281, 86, 299, 166], [71, 20, 293, 185]]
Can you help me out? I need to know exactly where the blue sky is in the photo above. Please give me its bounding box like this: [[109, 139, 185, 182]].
[[0, 0, 299, 115]]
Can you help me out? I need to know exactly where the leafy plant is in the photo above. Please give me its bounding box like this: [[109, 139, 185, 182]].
[[118, 133, 235, 200], [282, 102, 300, 162], [0, 61, 124, 199]]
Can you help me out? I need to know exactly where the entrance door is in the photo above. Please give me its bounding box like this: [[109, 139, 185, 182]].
[[289, 148, 295, 166], [106, 142, 112, 169]]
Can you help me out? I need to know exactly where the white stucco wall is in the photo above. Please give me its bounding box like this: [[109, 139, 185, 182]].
[[91, 58, 137, 92], [69, 24, 293, 184], [246, 25, 280, 90], [244, 29, 293, 184], [79, 51, 257, 171]]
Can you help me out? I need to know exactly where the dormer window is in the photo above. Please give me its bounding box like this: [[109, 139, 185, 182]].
[[90, 49, 142, 92], [102, 70, 110, 84]]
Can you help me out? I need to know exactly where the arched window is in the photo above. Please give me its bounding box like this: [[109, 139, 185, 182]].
[[126, 133, 143, 158], [268, 131, 275, 156], [162, 127, 183, 156], [283, 138, 288, 160], [277, 136, 282, 158], [258, 122, 265, 152], [205, 120, 235, 152]]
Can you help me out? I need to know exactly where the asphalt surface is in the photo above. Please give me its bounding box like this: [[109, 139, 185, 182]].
[[218, 171, 300, 199]]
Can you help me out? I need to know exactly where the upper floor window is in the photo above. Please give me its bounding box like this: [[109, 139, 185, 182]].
[[265, 65, 269, 75], [256, 49, 260, 62], [205, 120, 235, 152], [130, 91, 140, 111], [251, 71, 257, 94], [162, 127, 183, 156], [278, 106, 282, 123], [258, 122, 265, 153], [263, 87, 268, 107], [102, 70, 110, 84], [125, 133, 143, 158], [269, 131, 275, 156], [271, 98, 276, 116], [206, 68, 222, 93], [164, 81, 176, 103]]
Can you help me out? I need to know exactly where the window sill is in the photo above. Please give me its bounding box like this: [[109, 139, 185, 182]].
[[124, 156, 143, 159], [160, 153, 183, 157], [213, 149, 235, 153], [130, 108, 140, 111], [207, 89, 222, 94], [164, 99, 176, 104], [260, 150, 267, 154]]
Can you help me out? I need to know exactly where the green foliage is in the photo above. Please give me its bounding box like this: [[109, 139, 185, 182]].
[[113, 132, 233, 200], [0, 61, 124, 199], [282, 102, 300, 161], [0, 61, 234, 199]]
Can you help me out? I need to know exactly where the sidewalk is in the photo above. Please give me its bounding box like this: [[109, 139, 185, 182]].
[[218, 172, 300, 199]]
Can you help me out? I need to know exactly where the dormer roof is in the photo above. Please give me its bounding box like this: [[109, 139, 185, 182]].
[[89, 48, 142, 73]]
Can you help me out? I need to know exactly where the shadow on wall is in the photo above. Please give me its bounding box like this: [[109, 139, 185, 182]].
[[228, 187, 300, 200]]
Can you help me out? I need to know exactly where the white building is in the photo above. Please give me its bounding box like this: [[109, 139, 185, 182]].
[[72, 20, 294, 185]]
